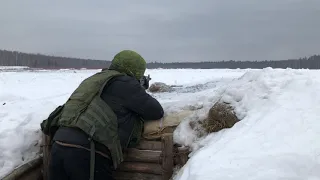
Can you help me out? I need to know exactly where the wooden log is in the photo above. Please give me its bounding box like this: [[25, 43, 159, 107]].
[[123, 148, 162, 163], [2, 157, 43, 180], [161, 134, 174, 180], [135, 140, 162, 151], [117, 162, 162, 175], [113, 171, 162, 180]]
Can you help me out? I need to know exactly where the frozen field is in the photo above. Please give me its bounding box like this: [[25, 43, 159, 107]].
[[1, 67, 320, 180]]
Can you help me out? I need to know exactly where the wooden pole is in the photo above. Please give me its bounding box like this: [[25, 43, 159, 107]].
[[161, 133, 174, 180]]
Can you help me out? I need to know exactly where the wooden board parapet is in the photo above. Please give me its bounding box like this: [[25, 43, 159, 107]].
[[2, 133, 190, 180], [113, 133, 189, 180]]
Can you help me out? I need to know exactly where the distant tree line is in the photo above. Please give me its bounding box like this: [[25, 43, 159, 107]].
[[0, 49, 110, 69], [0, 49, 320, 69], [147, 55, 320, 69]]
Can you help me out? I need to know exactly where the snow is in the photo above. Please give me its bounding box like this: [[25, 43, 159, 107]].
[[173, 68, 320, 180], [1, 67, 320, 179]]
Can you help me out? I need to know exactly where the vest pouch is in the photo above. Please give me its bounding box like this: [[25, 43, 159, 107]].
[[40, 104, 65, 137]]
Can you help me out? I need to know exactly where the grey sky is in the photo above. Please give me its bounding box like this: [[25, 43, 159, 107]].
[[0, 0, 319, 62]]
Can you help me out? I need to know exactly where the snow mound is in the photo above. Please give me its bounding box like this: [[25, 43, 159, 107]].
[[173, 68, 320, 180], [1, 67, 319, 180]]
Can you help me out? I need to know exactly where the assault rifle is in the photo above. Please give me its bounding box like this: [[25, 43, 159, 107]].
[[139, 74, 151, 90]]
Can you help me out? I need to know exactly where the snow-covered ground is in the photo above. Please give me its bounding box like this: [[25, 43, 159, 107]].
[[1, 67, 320, 179]]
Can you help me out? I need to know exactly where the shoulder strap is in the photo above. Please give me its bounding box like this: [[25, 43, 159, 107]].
[[89, 126, 96, 180], [98, 71, 124, 96]]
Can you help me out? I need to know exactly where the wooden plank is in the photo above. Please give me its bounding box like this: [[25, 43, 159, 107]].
[[123, 147, 190, 165], [135, 140, 162, 150], [42, 134, 52, 180], [123, 148, 162, 163], [161, 134, 174, 180], [117, 162, 162, 175], [113, 171, 162, 180]]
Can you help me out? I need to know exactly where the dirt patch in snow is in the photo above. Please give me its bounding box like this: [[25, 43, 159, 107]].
[[148, 82, 174, 93], [190, 102, 240, 137]]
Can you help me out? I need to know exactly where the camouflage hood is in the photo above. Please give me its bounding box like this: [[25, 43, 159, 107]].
[[109, 50, 146, 80]]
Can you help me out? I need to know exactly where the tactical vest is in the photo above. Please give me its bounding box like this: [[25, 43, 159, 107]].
[[41, 69, 142, 169]]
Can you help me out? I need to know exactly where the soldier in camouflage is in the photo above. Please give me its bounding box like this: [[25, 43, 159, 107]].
[[44, 50, 164, 180]]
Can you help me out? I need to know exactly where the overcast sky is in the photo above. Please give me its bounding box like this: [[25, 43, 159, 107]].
[[0, 0, 319, 62]]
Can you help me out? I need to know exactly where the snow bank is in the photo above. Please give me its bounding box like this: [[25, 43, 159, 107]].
[[2, 67, 319, 180], [0, 68, 242, 178], [0, 70, 97, 177], [173, 68, 320, 180]]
